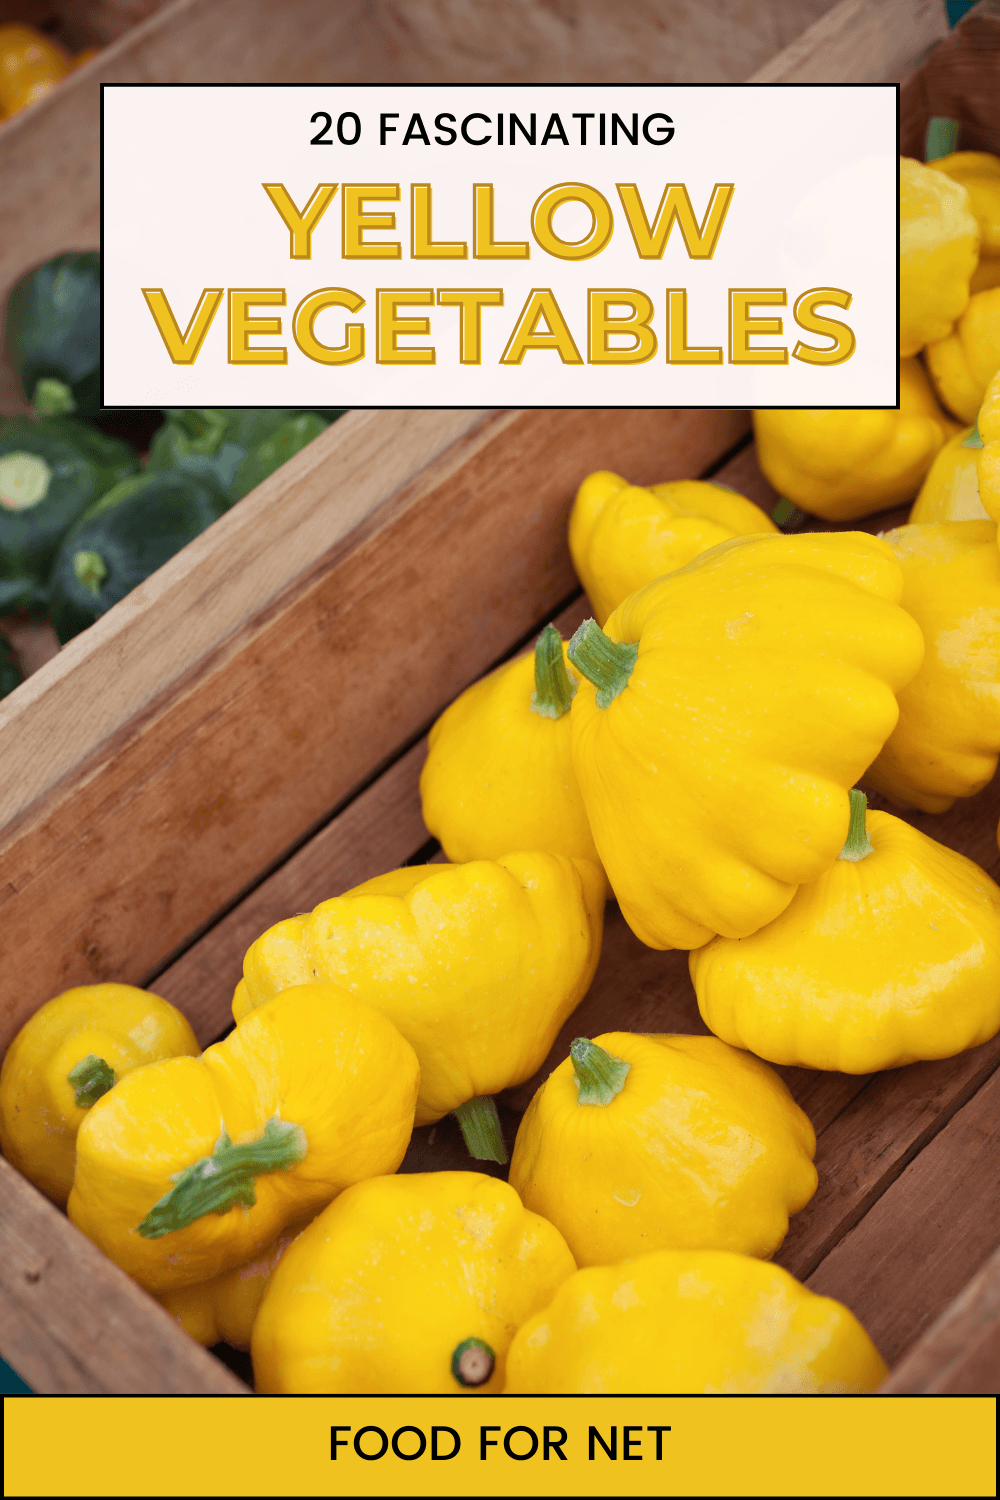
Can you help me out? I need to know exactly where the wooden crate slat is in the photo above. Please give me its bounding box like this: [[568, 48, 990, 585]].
[[0, 408, 746, 1058], [880, 1243, 1000, 1394], [806, 1063, 1000, 1368], [0, 1155, 249, 1393], [749, 0, 948, 83], [899, 0, 1000, 157], [0, 408, 486, 830], [153, 739, 434, 1043]]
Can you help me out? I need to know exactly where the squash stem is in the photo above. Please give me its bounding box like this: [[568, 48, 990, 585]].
[[137, 1116, 307, 1239], [772, 497, 808, 531], [452, 1095, 507, 1165], [571, 1037, 631, 1106], [451, 1337, 495, 1387], [567, 619, 638, 709], [67, 1053, 116, 1109], [925, 115, 960, 162], [530, 623, 577, 719], [962, 419, 983, 449], [838, 789, 874, 862]]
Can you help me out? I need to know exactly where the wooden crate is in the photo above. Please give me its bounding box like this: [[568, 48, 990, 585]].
[[2, 0, 999, 1395]]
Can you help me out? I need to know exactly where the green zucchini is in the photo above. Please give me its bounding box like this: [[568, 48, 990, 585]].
[[47, 470, 229, 643], [0, 637, 23, 701], [4, 253, 102, 418], [0, 416, 138, 614], [147, 408, 336, 501]]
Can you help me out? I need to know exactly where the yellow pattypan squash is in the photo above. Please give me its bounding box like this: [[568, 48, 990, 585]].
[[420, 625, 603, 878], [252, 1171, 575, 1394], [691, 792, 1000, 1073], [68, 983, 419, 1293], [925, 286, 1000, 424], [909, 425, 989, 521], [0, 982, 199, 1207], [234, 853, 604, 1157], [900, 156, 979, 357], [157, 1222, 306, 1349], [503, 1249, 888, 1394], [568, 470, 776, 626], [753, 358, 959, 522], [977, 370, 1000, 525], [509, 1031, 816, 1265], [865, 522, 1000, 811], [566, 532, 924, 950], [929, 150, 1000, 294]]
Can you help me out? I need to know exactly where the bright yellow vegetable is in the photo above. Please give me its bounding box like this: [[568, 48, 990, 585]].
[[67, 983, 419, 1293], [0, 24, 70, 118], [253, 1171, 575, 1394], [508, 1032, 816, 1265], [157, 1224, 305, 1349], [420, 625, 603, 878], [568, 471, 776, 626], [565, 532, 924, 950], [753, 358, 958, 522], [925, 287, 1000, 424], [503, 1249, 888, 1394], [900, 156, 979, 357], [865, 522, 1000, 811], [233, 854, 604, 1159], [978, 369, 1000, 524], [0, 982, 199, 1207], [909, 426, 989, 521], [691, 791, 1000, 1073], [929, 151, 1000, 294]]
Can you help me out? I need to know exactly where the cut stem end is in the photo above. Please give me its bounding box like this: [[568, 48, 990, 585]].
[[67, 1053, 116, 1109], [838, 789, 874, 862], [530, 623, 577, 719], [567, 619, 638, 710], [571, 1037, 631, 1106]]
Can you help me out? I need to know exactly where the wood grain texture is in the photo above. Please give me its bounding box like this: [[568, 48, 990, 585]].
[[0, 1155, 249, 1393], [750, 0, 948, 83], [900, 1, 1000, 158], [374, 0, 837, 85], [880, 1243, 1000, 1393], [0, 408, 486, 827], [807, 1065, 1000, 1368], [0, 407, 746, 1058]]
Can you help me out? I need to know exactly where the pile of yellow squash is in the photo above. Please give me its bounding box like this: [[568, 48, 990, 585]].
[[4, 132, 1000, 1399]]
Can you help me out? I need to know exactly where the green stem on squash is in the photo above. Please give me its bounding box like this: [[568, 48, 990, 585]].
[[925, 116, 961, 162], [67, 1054, 116, 1108], [962, 419, 984, 449], [772, 497, 808, 531], [136, 1116, 307, 1239], [571, 1037, 631, 1106], [452, 1095, 507, 1165], [451, 1337, 495, 1387], [838, 789, 874, 863], [567, 619, 638, 709], [530, 623, 577, 719]]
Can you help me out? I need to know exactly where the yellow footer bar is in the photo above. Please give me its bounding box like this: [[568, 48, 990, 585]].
[[4, 1394, 996, 1498]]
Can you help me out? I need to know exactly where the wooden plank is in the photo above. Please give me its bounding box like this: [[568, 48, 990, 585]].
[[0, 1155, 249, 1393], [0, 408, 486, 828], [153, 739, 434, 1044], [900, 0, 1000, 158], [881, 1243, 1000, 1393], [0, 407, 747, 1057], [377, 0, 837, 86], [750, 0, 948, 83], [806, 1064, 1000, 1369]]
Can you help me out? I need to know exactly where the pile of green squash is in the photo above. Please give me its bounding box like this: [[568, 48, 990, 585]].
[[0, 252, 342, 695]]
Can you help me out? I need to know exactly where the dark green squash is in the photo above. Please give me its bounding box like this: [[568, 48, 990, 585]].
[[0, 416, 138, 614], [47, 470, 230, 643], [4, 253, 102, 418]]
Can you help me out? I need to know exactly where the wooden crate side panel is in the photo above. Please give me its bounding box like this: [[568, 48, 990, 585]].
[[899, 0, 1000, 157], [749, 0, 948, 82], [806, 1065, 1000, 1369], [0, 407, 747, 1055], [0, 408, 486, 827], [0, 1155, 249, 1393]]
